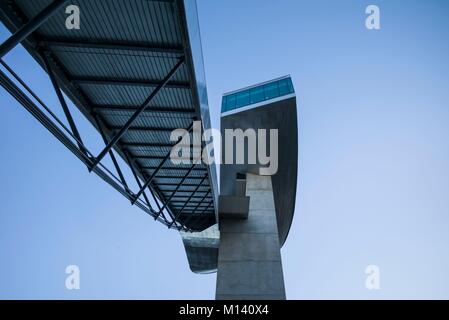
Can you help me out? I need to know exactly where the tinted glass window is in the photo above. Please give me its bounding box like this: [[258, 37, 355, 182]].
[[222, 77, 294, 113], [278, 79, 291, 95], [236, 91, 250, 107], [264, 82, 279, 100], [250, 87, 264, 104], [221, 96, 227, 111], [226, 94, 236, 110], [287, 78, 294, 93]]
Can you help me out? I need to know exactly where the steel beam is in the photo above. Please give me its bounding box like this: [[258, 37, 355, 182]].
[[0, 69, 173, 226], [43, 52, 88, 159], [39, 39, 183, 55], [181, 211, 214, 217], [155, 183, 209, 187], [173, 205, 211, 209], [169, 195, 212, 200], [132, 155, 191, 160], [122, 142, 200, 148], [124, 151, 168, 223], [92, 105, 195, 115], [0, 59, 74, 138], [159, 187, 210, 192], [182, 190, 212, 228], [93, 113, 131, 197], [109, 125, 179, 133], [73, 76, 189, 89], [170, 198, 212, 202], [170, 174, 208, 227], [0, 0, 68, 58], [154, 175, 205, 180], [90, 57, 185, 170], [146, 181, 168, 223], [132, 122, 193, 203], [132, 151, 172, 204], [170, 202, 210, 206], [198, 201, 214, 215], [142, 166, 207, 172], [156, 163, 197, 218], [121, 142, 177, 148]]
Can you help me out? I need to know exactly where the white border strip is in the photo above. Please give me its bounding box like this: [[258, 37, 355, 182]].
[[221, 93, 296, 118]]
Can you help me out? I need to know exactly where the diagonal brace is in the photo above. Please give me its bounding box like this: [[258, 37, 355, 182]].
[[0, 0, 68, 58], [131, 122, 193, 204], [170, 174, 208, 228], [182, 189, 212, 229], [43, 52, 89, 160], [93, 113, 131, 197], [156, 163, 197, 220], [89, 57, 185, 171]]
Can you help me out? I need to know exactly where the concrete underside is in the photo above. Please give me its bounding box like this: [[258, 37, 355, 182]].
[[220, 96, 298, 246], [216, 174, 286, 300], [180, 95, 297, 275]]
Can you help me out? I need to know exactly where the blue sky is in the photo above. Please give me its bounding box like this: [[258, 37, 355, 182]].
[[1, 0, 449, 299]]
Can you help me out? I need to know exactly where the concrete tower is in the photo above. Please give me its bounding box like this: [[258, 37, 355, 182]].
[[216, 76, 298, 300]]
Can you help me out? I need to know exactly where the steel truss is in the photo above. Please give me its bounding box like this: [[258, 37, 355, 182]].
[[0, 0, 213, 232]]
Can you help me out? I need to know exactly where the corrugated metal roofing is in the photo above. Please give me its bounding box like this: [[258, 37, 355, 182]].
[[0, 0, 217, 231]]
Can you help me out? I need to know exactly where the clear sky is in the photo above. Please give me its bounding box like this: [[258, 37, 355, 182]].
[[1, 0, 449, 299]]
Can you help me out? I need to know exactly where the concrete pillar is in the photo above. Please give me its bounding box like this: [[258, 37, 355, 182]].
[[216, 174, 286, 300]]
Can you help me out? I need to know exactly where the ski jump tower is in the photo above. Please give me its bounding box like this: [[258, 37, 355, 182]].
[[1, 0, 297, 300]]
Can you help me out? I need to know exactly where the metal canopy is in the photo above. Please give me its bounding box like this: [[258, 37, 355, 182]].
[[0, 0, 217, 232]]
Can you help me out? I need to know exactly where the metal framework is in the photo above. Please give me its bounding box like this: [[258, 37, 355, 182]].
[[0, 0, 217, 232], [0, 0, 68, 57], [88, 56, 186, 171]]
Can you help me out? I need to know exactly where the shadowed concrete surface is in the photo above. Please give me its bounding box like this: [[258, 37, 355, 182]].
[[216, 174, 286, 300], [220, 96, 298, 246], [181, 96, 298, 274], [215, 80, 297, 298], [181, 225, 219, 274], [182, 78, 297, 286]]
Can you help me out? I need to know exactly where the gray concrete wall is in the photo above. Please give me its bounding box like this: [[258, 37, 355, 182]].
[[220, 96, 298, 246], [216, 174, 286, 300]]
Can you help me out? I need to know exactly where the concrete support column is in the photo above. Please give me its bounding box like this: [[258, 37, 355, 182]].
[[216, 174, 286, 300]]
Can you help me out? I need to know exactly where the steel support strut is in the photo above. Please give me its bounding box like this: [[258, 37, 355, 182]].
[[124, 150, 170, 223], [93, 113, 131, 196], [0, 69, 170, 220], [170, 174, 208, 228], [187, 200, 213, 231], [89, 57, 185, 171], [0, 0, 68, 58], [131, 122, 194, 204], [0, 59, 75, 138], [43, 52, 89, 160], [0, 68, 176, 228], [182, 190, 212, 230], [147, 184, 169, 224], [39, 39, 184, 55], [156, 163, 197, 220]]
